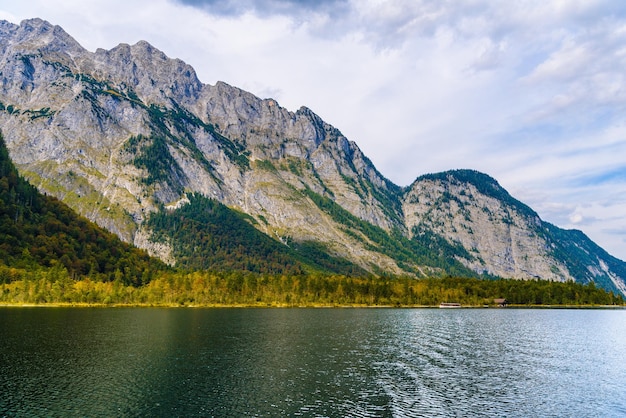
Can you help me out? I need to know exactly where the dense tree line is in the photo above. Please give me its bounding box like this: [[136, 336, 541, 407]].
[[1, 270, 622, 307]]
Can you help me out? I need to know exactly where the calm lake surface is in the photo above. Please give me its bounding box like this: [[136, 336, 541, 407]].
[[1, 308, 625, 417]]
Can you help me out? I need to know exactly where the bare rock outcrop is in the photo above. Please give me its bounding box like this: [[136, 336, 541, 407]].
[[1, 18, 625, 295]]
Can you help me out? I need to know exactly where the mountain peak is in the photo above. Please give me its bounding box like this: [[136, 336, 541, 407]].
[[18, 17, 54, 35], [1, 18, 625, 296], [130, 40, 171, 62], [414, 169, 538, 220], [90, 37, 203, 105], [416, 169, 498, 187], [11, 18, 85, 55]]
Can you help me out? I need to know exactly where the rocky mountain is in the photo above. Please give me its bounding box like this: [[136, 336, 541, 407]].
[[0, 132, 165, 285], [1, 18, 625, 296]]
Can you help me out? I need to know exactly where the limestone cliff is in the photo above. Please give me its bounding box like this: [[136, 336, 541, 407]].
[[1, 18, 624, 295], [403, 171, 626, 296]]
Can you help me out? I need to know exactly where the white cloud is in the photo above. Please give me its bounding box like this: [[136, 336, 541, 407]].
[[1, 0, 625, 260], [569, 210, 584, 225]]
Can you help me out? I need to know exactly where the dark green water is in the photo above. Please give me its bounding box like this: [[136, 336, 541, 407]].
[[1, 308, 625, 417]]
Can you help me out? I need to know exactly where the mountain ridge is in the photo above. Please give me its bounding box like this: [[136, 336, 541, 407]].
[[1, 18, 625, 296]]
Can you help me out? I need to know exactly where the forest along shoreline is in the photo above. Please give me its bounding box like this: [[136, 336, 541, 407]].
[[0, 303, 624, 309], [1, 274, 624, 308]]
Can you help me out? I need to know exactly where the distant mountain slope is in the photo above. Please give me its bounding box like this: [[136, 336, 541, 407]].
[[403, 170, 626, 296], [0, 18, 625, 296]]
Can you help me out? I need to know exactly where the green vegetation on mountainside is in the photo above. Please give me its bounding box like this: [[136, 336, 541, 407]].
[[0, 131, 622, 307], [543, 224, 626, 296], [124, 133, 186, 192], [415, 170, 626, 296], [302, 188, 476, 277], [146, 193, 368, 276], [0, 133, 165, 286], [416, 169, 538, 219]]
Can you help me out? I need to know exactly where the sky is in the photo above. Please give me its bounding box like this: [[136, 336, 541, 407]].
[[1, 0, 626, 261]]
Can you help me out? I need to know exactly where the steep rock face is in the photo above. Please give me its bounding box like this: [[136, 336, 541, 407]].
[[0, 18, 404, 273], [403, 171, 571, 281], [90, 40, 204, 106], [195, 81, 401, 230], [403, 170, 626, 295], [0, 18, 625, 295]]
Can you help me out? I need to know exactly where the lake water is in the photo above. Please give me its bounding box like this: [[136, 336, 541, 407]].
[[1, 308, 625, 417]]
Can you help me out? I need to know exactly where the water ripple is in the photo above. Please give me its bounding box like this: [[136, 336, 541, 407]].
[[1, 308, 625, 416]]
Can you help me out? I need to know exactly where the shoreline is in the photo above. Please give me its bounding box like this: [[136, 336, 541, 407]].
[[0, 302, 624, 309]]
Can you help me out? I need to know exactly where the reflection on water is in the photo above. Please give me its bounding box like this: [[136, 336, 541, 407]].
[[1, 308, 625, 416]]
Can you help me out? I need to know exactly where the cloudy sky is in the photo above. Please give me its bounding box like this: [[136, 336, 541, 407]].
[[1, 0, 626, 260]]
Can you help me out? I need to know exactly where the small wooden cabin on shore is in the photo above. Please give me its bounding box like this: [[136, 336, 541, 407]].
[[494, 298, 508, 307]]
